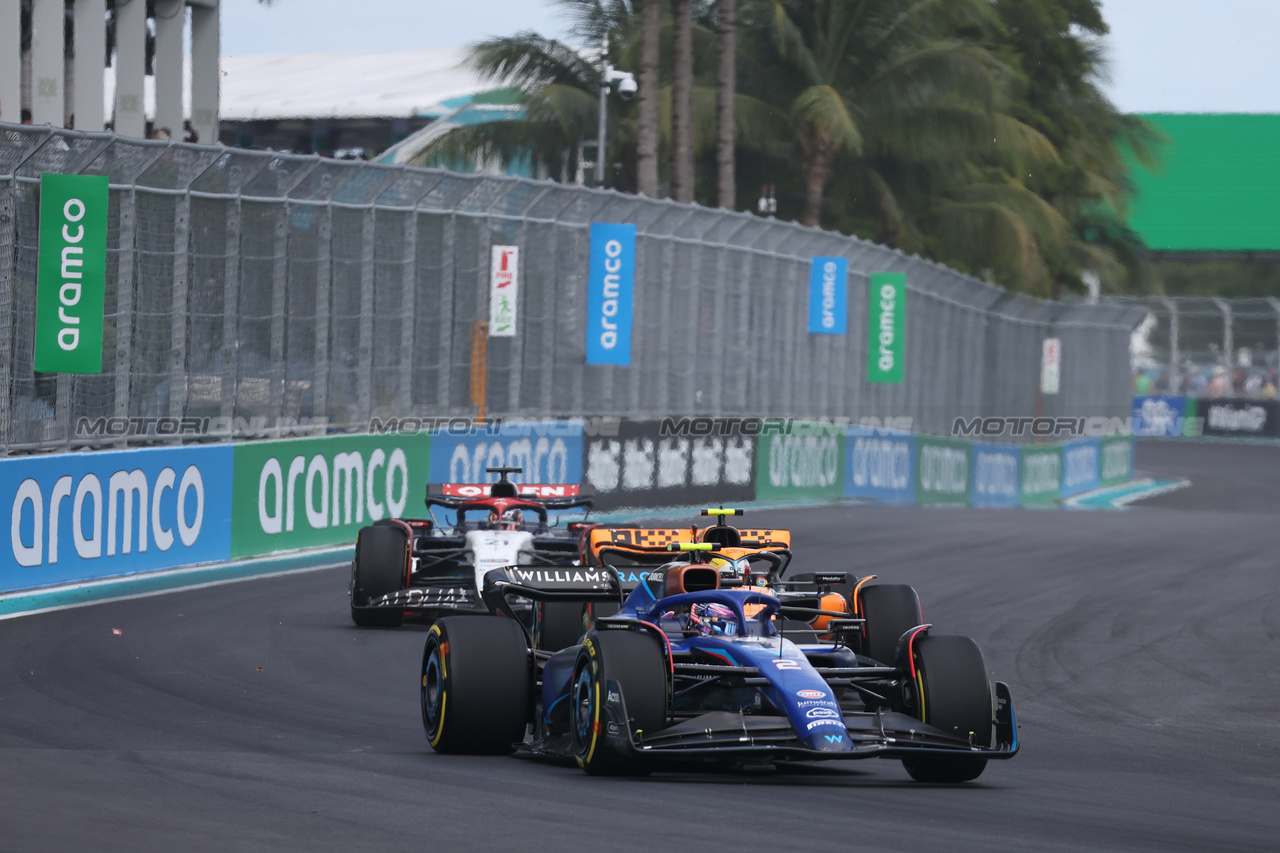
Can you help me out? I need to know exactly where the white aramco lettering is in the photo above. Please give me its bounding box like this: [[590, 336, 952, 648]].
[[10, 465, 206, 567]]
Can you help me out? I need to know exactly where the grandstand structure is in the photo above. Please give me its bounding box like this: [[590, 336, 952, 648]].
[[215, 49, 523, 166]]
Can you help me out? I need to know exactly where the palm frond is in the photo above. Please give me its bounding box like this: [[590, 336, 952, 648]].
[[791, 84, 863, 154], [467, 33, 598, 92]]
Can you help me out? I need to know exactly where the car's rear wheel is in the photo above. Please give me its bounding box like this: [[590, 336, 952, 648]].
[[421, 616, 530, 754], [900, 634, 993, 783], [350, 524, 408, 627], [857, 583, 922, 664], [570, 630, 667, 776]]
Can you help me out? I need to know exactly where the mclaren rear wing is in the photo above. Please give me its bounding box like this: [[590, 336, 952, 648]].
[[583, 526, 792, 566]]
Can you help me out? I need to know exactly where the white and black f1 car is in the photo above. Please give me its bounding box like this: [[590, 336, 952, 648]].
[[419, 542, 1019, 781], [348, 467, 597, 634]]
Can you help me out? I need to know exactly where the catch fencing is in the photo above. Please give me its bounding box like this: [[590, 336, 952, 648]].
[[0, 123, 1146, 454], [1106, 295, 1280, 398]]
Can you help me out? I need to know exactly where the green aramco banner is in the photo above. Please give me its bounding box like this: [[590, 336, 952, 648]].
[[35, 173, 109, 374], [867, 272, 905, 383]]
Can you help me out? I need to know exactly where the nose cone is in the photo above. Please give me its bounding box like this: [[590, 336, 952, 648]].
[[804, 723, 853, 751]]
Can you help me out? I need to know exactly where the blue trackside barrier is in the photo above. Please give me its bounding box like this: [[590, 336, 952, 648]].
[[3, 445, 234, 594]]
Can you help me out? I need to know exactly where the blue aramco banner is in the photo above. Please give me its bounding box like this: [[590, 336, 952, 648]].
[[970, 443, 1020, 508], [808, 256, 848, 334], [844, 427, 914, 504], [1061, 438, 1102, 497], [3, 445, 234, 592], [430, 421, 584, 485], [586, 223, 636, 365]]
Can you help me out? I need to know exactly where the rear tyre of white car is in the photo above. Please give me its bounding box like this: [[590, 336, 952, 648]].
[[350, 524, 407, 628]]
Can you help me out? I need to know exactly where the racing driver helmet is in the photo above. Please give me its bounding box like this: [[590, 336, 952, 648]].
[[687, 602, 738, 636]]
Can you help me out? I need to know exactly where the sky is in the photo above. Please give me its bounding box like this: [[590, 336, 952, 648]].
[[221, 0, 1280, 113]]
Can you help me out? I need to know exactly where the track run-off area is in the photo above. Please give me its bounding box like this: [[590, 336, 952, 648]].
[[2, 441, 1278, 852]]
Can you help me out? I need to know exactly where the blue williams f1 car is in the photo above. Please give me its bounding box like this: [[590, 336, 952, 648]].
[[419, 543, 1018, 781]]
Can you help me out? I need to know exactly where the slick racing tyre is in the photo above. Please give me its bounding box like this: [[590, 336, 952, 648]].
[[535, 602, 588, 653], [857, 583, 922, 665], [570, 630, 667, 776], [350, 524, 408, 627], [421, 616, 530, 754], [901, 634, 994, 783]]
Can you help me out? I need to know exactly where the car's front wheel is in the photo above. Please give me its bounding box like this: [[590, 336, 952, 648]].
[[570, 629, 667, 776], [900, 633, 993, 783]]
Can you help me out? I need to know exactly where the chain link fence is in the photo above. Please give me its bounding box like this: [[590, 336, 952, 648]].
[[1104, 295, 1280, 398], [0, 123, 1146, 454]]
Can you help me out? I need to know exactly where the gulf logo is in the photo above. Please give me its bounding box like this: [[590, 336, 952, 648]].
[[797, 689, 825, 700]]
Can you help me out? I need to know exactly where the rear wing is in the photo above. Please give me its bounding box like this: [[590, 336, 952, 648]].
[[431, 483, 584, 499], [425, 483, 594, 512], [584, 526, 791, 566]]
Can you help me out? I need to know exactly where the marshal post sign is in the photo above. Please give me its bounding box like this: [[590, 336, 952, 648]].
[[488, 245, 519, 337], [35, 173, 109, 374], [867, 272, 905, 383]]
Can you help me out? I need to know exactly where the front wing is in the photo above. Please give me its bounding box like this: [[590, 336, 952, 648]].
[[562, 680, 1019, 764]]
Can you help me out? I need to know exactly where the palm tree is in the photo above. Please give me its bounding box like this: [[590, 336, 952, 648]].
[[670, 0, 695, 203], [716, 0, 737, 208], [736, 0, 1066, 291], [637, 0, 662, 197], [751, 0, 1044, 228]]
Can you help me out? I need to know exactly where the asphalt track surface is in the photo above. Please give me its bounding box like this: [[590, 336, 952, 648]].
[[2, 441, 1278, 852]]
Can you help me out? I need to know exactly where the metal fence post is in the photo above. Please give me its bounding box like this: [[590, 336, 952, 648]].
[[1162, 297, 1179, 394], [0, 181, 15, 453], [397, 209, 416, 414], [357, 206, 375, 427], [113, 186, 136, 446], [436, 213, 457, 411], [269, 202, 289, 434], [219, 195, 241, 423], [1269, 298, 1280, 382], [1213, 297, 1233, 386], [167, 190, 191, 436], [313, 202, 332, 423]]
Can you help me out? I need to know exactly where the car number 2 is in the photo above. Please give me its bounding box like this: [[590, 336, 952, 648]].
[[771, 659, 801, 670]]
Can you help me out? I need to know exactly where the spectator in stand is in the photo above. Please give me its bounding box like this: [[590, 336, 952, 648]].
[[1187, 368, 1208, 397], [1134, 370, 1151, 395], [21, 109, 32, 124], [1263, 372, 1278, 400], [1206, 366, 1229, 398], [1154, 369, 1171, 394], [1244, 371, 1263, 398]]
